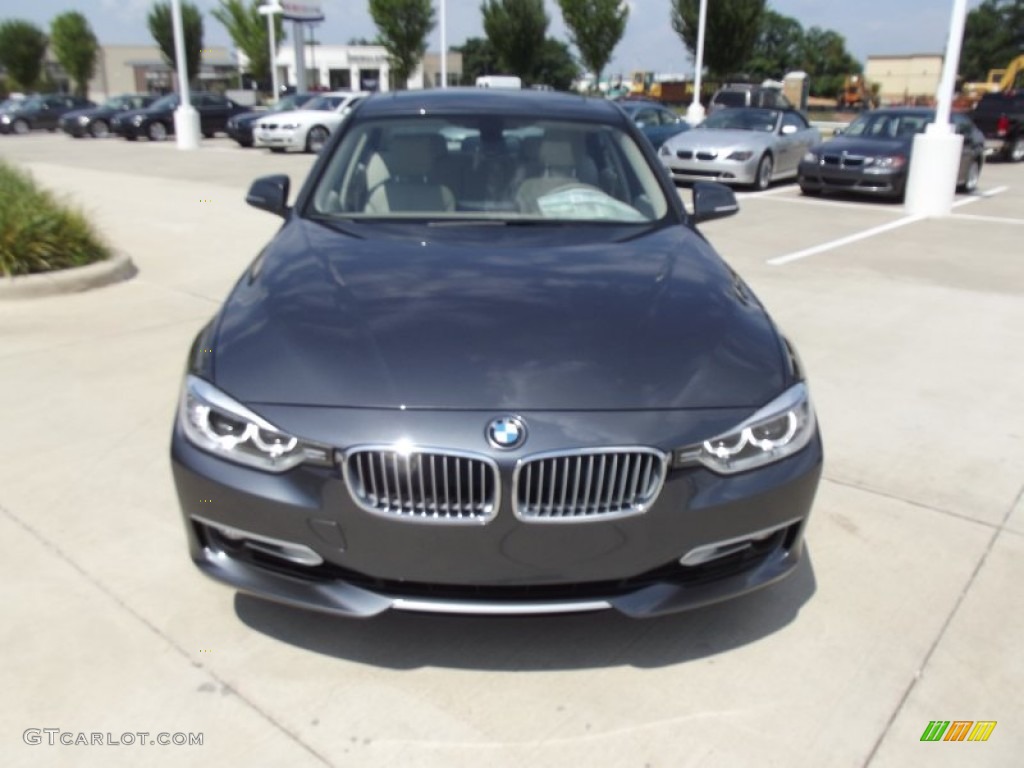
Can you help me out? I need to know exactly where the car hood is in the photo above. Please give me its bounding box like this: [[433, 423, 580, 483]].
[[257, 108, 338, 124], [211, 219, 788, 411], [816, 135, 911, 156], [667, 129, 773, 150]]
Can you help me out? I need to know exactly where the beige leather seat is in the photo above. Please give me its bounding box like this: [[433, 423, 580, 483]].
[[365, 134, 456, 214]]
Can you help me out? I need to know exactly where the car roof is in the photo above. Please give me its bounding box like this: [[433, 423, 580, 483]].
[[357, 87, 627, 123]]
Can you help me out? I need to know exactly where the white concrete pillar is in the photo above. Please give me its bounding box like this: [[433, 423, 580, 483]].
[[685, 0, 708, 125], [171, 0, 200, 149], [904, 0, 969, 217]]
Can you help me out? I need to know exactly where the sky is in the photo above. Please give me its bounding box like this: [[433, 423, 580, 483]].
[[5, 0, 986, 78]]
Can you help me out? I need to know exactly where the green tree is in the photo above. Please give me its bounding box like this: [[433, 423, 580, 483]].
[[147, 1, 204, 86], [368, 0, 435, 89], [0, 20, 48, 90], [533, 37, 579, 91], [960, 0, 1023, 82], [481, 0, 549, 81], [798, 27, 860, 97], [556, 0, 627, 90], [453, 37, 500, 84], [670, 0, 765, 78], [746, 10, 803, 80], [211, 1, 284, 89], [49, 12, 99, 98]]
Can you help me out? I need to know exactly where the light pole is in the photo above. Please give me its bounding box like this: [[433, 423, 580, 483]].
[[904, 0, 969, 216], [440, 0, 447, 88], [259, 2, 282, 101], [686, 0, 708, 125], [171, 0, 200, 149]]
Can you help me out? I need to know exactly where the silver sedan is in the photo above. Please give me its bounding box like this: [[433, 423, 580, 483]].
[[659, 108, 821, 190]]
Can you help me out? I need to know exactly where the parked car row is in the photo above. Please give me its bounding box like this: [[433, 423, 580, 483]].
[[656, 105, 993, 200], [0, 94, 95, 134], [0, 89, 369, 157]]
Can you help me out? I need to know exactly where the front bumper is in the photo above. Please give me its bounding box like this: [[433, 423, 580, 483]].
[[798, 160, 906, 198], [254, 128, 303, 150], [60, 119, 88, 137], [171, 407, 823, 619], [659, 154, 759, 185], [227, 122, 254, 145]]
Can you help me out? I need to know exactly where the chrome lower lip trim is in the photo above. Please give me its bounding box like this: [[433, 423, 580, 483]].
[[389, 597, 611, 615]]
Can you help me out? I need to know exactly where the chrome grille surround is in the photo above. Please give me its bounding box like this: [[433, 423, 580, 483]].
[[343, 446, 500, 524], [513, 447, 668, 523]]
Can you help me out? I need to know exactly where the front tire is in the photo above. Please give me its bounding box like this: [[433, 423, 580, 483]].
[[12, 118, 29, 135], [147, 121, 168, 141], [1006, 137, 1024, 163], [753, 154, 773, 191], [306, 125, 329, 154], [91, 119, 110, 138], [958, 159, 981, 193]]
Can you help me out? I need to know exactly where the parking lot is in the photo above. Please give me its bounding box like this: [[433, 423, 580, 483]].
[[1, 132, 1021, 767]]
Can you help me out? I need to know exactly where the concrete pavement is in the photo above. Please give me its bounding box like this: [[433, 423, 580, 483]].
[[0, 133, 1021, 767]]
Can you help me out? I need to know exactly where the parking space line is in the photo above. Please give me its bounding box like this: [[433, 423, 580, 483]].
[[767, 215, 924, 266], [754, 195, 903, 213], [735, 186, 795, 200], [767, 185, 1010, 266], [951, 185, 1008, 208], [950, 213, 1024, 226]]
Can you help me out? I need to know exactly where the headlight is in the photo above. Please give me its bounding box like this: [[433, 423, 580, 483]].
[[0, 115, 10, 124], [867, 155, 906, 169], [178, 375, 330, 472], [77, 115, 91, 124], [726, 150, 753, 161], [280, 123, 298, 130], [673, 383, 816, 474], [132, 115, 145, 126], [802, 151, 818, 163]]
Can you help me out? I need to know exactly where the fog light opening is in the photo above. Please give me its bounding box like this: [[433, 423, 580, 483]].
[[195, 516, 324, 567], [679, 520, 796, 567]]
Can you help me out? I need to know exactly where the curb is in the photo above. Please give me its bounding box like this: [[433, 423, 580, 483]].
[[0, 252, 137, 300]]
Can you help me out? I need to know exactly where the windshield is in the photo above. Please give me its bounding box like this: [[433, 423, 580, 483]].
[[701, 108, 780, 132], [843, 112, 931, 139], [309, 115, 669, 223], [713, 91, 748, 108], [16, 97, 43, 111], [272, 93, 312, 112], [304, 95, 345, 111], [149, 94, 178, 111]]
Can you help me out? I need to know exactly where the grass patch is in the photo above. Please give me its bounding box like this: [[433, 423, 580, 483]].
[[0, 159, 111, 277]]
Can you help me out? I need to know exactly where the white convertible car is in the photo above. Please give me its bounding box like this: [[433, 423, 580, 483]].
[[254, 91, 368, 153]]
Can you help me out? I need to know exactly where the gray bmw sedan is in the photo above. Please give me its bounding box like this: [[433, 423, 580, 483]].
[[171, 88, 822, 618]]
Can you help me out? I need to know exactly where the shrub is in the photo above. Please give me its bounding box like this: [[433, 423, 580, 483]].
[[0, 159, 111, 276]]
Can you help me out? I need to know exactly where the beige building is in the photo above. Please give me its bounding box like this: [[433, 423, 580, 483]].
[[54, 45, 238, 101], [865, 54, 943, 105], [410, 52, 465, 89]]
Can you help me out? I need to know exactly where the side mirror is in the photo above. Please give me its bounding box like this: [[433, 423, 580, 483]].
[[246, 175, 290, 217], [781, 124, 798, 135], [832, 127, 844, 137], [691, 181, 739, 224]]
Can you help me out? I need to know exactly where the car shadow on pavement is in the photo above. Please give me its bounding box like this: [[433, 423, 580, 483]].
[[233, 552, 816, 670]]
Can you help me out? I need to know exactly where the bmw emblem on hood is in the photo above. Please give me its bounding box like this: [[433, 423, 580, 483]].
[[487, 416, 526, 449]]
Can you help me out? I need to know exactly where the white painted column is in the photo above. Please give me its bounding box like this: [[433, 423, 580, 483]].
[[904, 0, 969, 217], [171, 0, 200, 149], [685, 0, 708, 125], [293, 20, 306, 91], [440, 0, 447, 88]]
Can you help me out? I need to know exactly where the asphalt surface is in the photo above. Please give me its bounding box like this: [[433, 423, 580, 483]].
[[1, 131, 1021, 767]]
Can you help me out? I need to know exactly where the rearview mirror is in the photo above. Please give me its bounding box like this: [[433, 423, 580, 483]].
[[691, 181, 739, 224], [246, 175, 290, 218]]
